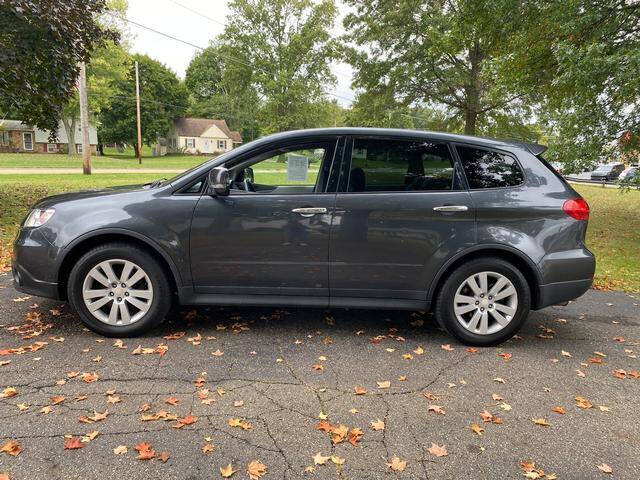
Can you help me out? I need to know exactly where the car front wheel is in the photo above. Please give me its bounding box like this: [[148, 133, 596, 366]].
[[68, 242, 172, 337], [435, 257, 531, 346]]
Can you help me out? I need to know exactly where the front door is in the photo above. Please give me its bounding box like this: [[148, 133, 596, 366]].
[[190, 137, 342, 302], [202, 139, 212, 153], [329, 136, 476, 304]]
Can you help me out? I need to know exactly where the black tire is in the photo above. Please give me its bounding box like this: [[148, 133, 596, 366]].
[[67, 242, 172, 337], [434, 257, 531, 346]]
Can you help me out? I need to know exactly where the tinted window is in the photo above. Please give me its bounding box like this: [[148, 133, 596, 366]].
[[456, 146, 524, 189], [347, 138, 455, 192]]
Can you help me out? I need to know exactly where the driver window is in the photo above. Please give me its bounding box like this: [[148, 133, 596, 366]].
[[231, 141, 336, 194]]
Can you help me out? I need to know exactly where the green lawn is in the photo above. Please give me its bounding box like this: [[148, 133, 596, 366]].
[[1, 176, 638, 293]]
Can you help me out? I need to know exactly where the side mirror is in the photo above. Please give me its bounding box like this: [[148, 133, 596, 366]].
[[207, 167, 230, 196]]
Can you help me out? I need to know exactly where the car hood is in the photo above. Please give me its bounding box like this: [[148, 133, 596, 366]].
[[34, 184, 149, 209]]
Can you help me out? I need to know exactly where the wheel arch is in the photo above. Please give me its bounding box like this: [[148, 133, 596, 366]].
[[428, 245, 542, 310], [57, 229, 182, 300]]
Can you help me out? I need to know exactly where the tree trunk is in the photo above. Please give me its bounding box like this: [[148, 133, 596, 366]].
[[62, 117, 76, 155], [463, 40, 483, 135]]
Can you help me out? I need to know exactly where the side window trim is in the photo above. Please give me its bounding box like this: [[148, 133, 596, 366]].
[[452, 142, 526, 190], [339, 135, 460, 194]]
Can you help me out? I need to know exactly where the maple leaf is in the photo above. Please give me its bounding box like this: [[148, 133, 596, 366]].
[[228, 418, 252, 430], [561, 350, 572, 358], [212, 349, 224, 357], [354, 386, 367, 395], [233, 400, 244, 407], [247, 460, 267, 480], [64, 437, 84, 450], [107, 395, 121, 404], [40, 406, 53, 415], [134, 442, 155, 460], [50, 395, 65, 405], [156, 451, 170, 463], [494, 377, 506, 384], [220, 463, 237, 477], [414, 346, 424, 355], [331, 455, 345, 465], [348, 427, 364, 446], [329, 424, 348, 444], [165, 397, 180, 406], [377, 380, 391, 389], [81, 372, 98, 383], [202, 443, 215, 454], [575, 396, 593, 409], [492, 393, 503, 401], [597, 463, 612, 474], [311, 363, 324, 372], [371, 419, 385, 431], [0, 387, 17, 398], [471, 424, 484, 435], [480, 410, 494, 422], [427, 443, 448, 457], [113, 445, 128, 455], [612, 369, 627, 379], [17, 403, 29, 412], [386, 456, 407, 472], [441, 344, 454, 351], [498, 353, 512, 360], [466, 347, 478, 354], [313, 452, 330, 465], [532, 418, 550, 427], [428, 404, 445, 415], [0, 441, 22, 456], [314, 421, 332, 433], [174, 414, 198, 428], [81, 431, 99, 443], [551, 406, 567, 414]]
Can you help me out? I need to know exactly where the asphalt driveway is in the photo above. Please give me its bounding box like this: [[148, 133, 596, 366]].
[[0, 272, 638, 479]]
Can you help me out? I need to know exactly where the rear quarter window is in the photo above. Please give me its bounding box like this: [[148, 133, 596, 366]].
[[456, 146, 524, 189]]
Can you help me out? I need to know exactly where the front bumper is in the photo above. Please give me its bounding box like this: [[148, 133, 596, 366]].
[[12, 227, 61, 300]]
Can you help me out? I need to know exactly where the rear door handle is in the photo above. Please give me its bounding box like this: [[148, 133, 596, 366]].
[[433, 205, 469, 212], [292, 207, 327, 217]]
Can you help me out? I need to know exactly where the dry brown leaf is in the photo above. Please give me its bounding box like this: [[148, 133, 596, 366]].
[[428, 404, 445, 415], [113, 445, 128, 455], [471, 424, 484, 435], [426, 443, 448, 457], [532, 418, 550, 427], [551, 406, 567, 414], [597, 463, 612, 474], [386, 456, 407, 471], [371, 419, 385, 431], [313, 452, 330, 465], [0, 441, 21, 456], [247, 460, 267, 480], [354, 386, 367, 395]]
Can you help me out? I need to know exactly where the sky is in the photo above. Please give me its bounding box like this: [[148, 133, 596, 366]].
[[126, 0, 356, 106]]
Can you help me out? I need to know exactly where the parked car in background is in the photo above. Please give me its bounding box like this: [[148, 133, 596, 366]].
[[550, 161, 565, 175], [590, 163, 625, 181], [619, 166, 638, 182], [12, 128, 595, 346]]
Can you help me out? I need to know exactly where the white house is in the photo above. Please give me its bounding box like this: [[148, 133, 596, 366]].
[[0, 119, 98, 154], [165, 118, 242, 155]]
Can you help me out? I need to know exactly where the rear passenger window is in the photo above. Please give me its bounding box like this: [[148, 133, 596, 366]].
[[456, 146, 524, 189], [347, 138, 455, 192]]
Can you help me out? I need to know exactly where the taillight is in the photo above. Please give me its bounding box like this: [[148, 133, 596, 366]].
[[563, 198, 590, 221]]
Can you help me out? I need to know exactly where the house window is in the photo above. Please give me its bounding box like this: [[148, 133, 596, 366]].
[[185, 138, 195, 148], [1, 131, 9, 146], [23, 132, 33, 150], [47, 143, 58, 153], [76, 144, 83, 154], [171, 138, 177, 148], [217, 139, 226, 149]]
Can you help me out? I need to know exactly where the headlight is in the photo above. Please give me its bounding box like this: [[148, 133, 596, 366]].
[[23, 208, 55, 227]]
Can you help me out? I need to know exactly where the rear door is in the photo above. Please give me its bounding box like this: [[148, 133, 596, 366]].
[[329, 136, 476, 305]]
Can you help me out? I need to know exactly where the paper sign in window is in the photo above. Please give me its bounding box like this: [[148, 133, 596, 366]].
[[287, 154, 309, 182]]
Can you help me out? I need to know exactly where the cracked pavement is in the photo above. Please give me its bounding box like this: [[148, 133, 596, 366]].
[[0, 272, 639, 479]]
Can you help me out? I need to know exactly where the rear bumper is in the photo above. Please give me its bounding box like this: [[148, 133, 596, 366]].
[[536, 278, 592, 309], [535, 247, 595, 309]]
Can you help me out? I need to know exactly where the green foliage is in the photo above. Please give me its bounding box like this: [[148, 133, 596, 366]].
[[0, 0, 118, 134], [220, 0, 339, 133], [99, 54, 189, 146]]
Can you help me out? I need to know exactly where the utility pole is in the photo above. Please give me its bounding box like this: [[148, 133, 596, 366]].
[[78, 61, 91, 175], [135, 60, 142, 164]]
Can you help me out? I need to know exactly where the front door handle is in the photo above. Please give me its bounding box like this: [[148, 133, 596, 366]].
[[433, 205, 469, 212], [292, 207, 327, 217]]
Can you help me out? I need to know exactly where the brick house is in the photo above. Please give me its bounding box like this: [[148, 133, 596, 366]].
[[0, 119, 98, 154]]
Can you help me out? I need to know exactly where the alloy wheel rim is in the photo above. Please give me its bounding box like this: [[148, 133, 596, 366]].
[[82, 259, 153, 326], [453, 271, 518, 335]]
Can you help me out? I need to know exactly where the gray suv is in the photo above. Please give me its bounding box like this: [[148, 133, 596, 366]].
[[12, 128, 595, 345]]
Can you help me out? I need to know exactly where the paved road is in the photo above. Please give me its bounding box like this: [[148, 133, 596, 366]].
[[0, 273, 638, 479]]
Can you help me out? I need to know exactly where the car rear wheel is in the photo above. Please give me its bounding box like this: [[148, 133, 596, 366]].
[[435, 257, 531, 346], [68, 243, 172, 337]]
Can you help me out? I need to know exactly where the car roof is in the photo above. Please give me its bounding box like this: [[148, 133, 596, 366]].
[[243, 128, 548, 156]]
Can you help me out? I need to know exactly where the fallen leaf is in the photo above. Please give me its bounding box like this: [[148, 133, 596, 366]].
[[63, 437, 84, 450], [354, 386, 367, 395], [532, 418, 550, 427], [441, 344, 454, 351], [426, 443, 448, 457], [247, 460, 267, 479], [0, 441, 21, 456], [377, 380, 391, 389], [551, 406, 567, 414], [0, 387, 17, 398], [156, 451, 170, 463], [81, 431, 99, 443], [330, 455, 345, 465], [561, 350, 572, 358], [313, 452, 330, 465], [228, 418, 252, 430], [575, 396, 593, 409], [202, 443, 215, 454], [428, 404, 445, 415], [386, 456, 407, 472], [113, 445, 128, 455], [134, 442, 155, 460], [413, 346, 424, 355], [165, 397, 179, 406], [371, 419, 385, 431], [597, 463, 612, 474], [471, 424, 484, 435], [40, 406, 53, 415], [212, 349, 224, 357]]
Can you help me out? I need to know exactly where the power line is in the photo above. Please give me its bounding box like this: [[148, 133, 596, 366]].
[[105, 11, 355, 104]]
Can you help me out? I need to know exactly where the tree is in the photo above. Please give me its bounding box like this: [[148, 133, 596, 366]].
[[503, 0, 640, 169], [185, 44, 260, 142], [99, 54, 188, 154], [60, 0, 130, 155], [343, 0, 532, 136], [220, 0, 339, 133], [0, 0, 117, 134]]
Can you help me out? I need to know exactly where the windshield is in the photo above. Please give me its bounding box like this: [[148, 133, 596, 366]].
[[163, 161, 210, 185], [595, 165, 612, 172]]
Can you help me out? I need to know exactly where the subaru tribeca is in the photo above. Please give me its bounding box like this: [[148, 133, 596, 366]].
[[12, 128, 595, 346]]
